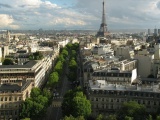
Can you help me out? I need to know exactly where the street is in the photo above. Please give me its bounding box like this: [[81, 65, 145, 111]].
[[44, 63, 70, 120]]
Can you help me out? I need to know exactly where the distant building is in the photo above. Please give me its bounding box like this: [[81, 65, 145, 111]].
[[158, 29, 160, 35], [154, 28, 158, 36], [6, 30, 10, 44], [115, 46, 134, 59], [148, 29, 151, 35], [91, 44, 113, 55], [134, 50, 153, 77]]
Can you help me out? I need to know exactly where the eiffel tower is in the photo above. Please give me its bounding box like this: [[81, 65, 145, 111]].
[[97, 0, 109, 37]]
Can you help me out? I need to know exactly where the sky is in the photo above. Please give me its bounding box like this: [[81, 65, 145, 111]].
[[0, 0, 160, 30]]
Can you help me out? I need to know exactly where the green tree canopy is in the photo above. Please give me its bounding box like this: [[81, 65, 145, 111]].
[[96, 114, 103, 120], [20, 98, 33, 118], [47, 72, 59, 87], [72, 43, 79, 51], [29, 51, 43, 60], [42, 88, 52, 99], [71, 50, 77, 57], [58, 54, 65, 63], [69, 59, 77, 71], [156, 116, 160, 120], [106, 115, 117, 120], [62, 88, 91, 118], [66, 43, 73, 50], [30, 88, 41, 99], [34, 95, 48, 107], [54, 61, 63, 74], [3, 58, 14, 65], [67, 72, 77, 82], [124, 116, 133, 120], [63, 115, 85, 120], [31, 101, 44, 118], [117, 101, 146, 120], [61, 49, 68, 58]]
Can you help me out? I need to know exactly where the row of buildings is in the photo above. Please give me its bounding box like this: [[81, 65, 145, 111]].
[[78, 35, 160, 116], [0, 31, 70, 120]]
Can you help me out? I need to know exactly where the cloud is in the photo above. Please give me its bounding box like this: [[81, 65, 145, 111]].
[[0, 3, 12, 8], [50, 17, 86, 26], [1, 0, 160, 30], [0, 14, 19, 29]]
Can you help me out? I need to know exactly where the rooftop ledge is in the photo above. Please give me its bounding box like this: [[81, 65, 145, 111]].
[[89, 80, 160, 93]]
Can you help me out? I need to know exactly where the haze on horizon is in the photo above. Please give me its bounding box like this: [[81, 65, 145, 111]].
[[0, 0, 160, 30]]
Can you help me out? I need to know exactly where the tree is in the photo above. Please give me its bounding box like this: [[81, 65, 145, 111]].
[[71, 50, 76, 57], [34, 95, 48, 107], [31, 101, 44, 118], [146, 115, 153, 120], [117, 101, 146, 120], [61, 49, 68, 59], [63, 115, 85, 120], [58, 54, 65, 63], [29, 51, 43, 60], [3, 58, 14, 65], [62, 89, 91, 118], [124, 116, 133, 120], [20, 98, 33, 118], [54, 61, 63, 74], [72, 43, 79, 51], [33, 51, 43, 60], [69, 59, 77, 71], [47, 72, 59, 87], [96, 114, 103, 120], [105, 115, 117, 120], [20, 87, 49, 119], [156, 115, 160, 120], [67, 72, 77, 82], [42, 88, 52, 99], [66, 43, 73, 50], [30, 88, 41, 99]]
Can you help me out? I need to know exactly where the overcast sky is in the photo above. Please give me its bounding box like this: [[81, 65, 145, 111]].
[[0, 0, 160, 30]]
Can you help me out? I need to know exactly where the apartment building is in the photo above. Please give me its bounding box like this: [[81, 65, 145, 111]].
[[0, 55, 53, 119], [115, 46, 134, 59], [88, 79, 160, 116], [83, 59, 137, 86], [0, 81, 33, 120]]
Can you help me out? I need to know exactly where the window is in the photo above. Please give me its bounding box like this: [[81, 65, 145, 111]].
[[9, 97, 11, 101], [5, 97, 7, 101], [15, 97, 17, 101], [92, 98, 94, 101], [143, 100, 145, 104]]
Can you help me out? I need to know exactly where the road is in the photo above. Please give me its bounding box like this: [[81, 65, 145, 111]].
[[44, 63, 71, 120], [44, 53, 83, 120]]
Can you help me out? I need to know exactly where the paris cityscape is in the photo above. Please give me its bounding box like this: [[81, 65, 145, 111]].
[[1, 0, 160, 120]]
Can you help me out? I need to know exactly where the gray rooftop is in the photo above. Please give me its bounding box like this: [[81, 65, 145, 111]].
[[0, 84, 21, 92], [0, 60, 38, 69]]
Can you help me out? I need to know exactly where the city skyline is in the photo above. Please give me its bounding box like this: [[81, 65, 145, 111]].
[[0, 0, 160, 30]]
